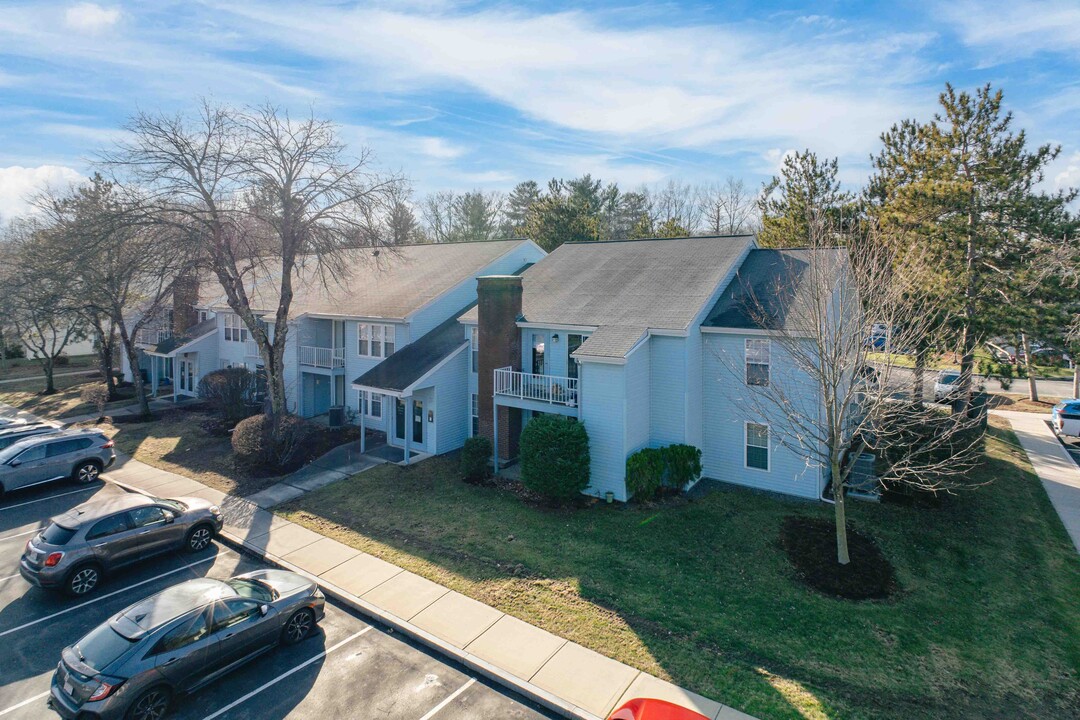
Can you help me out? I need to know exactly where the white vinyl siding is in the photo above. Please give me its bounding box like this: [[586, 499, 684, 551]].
[[357, 323, 396, 358], [745, 338, 770, 386]]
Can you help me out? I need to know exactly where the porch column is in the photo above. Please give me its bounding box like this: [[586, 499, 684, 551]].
[[492, 401, 499, 471], [151, 356, 158, 396], [403, 394, 411, 465], [359, 393, 366, 454]]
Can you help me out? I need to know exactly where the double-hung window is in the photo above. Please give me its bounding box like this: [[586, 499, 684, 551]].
[[358, 323, 396, 358], [746, 422, 769, 470], [471, 393, 479, 436], [224, 314, 247, 342], [470, 327, 479, 373], [358, 390, 383, 419], [745, 338, 770, 386]]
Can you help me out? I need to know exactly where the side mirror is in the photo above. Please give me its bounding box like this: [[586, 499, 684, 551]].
[[163, 511, 175, 524], [8, 460, 20, 468], [259, 604, 269, 616]]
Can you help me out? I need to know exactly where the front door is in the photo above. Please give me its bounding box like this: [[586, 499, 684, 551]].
[[412, 399, 424, 445], [395, 398, 405, 441], [178, 356, 197, 394]]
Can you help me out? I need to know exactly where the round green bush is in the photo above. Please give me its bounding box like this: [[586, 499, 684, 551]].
[[232, 413, 313, 469], [460, 436, 493, 483], [519, 415, 590, 501], [626, 447, 664, 500]]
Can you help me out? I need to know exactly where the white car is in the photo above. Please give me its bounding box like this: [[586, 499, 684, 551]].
[[934, 371, 961, 403], [1051, 400, 1080, 439]]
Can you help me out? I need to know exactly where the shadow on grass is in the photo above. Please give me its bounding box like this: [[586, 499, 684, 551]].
[[277, 420, 1080, 720]]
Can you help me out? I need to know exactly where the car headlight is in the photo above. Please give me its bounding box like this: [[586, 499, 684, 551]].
[[209, 505, 221, 516], [311, 587, 324, 600]]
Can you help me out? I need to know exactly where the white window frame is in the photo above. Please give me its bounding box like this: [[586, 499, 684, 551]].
[[745, 421, 770, 471], [470, 326, 479, 373], [470, 393, 479, 436], [357, 323, 396, 359], [358, 389, 383, 419], [223, 313, 248, 343], [745, 338, 770, 387]]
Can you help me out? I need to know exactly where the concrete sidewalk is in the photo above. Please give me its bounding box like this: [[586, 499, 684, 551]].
[[244, 442, 383, 507], [103, 455, 749, 720], [995, 410, 1080, 553]]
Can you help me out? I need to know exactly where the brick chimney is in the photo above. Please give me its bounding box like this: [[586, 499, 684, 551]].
[[477, 275, 523, 463], [172, 271, 199, 336]]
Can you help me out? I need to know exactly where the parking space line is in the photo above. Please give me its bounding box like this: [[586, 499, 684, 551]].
[[0, 486, 102, 512], [0, 573, 20, 583], [0, 528, 39, 542], [200, 626, 373, 720], [0, 552, 229, 638], [0, 690, 50, 717], [418, 678, 477, 720]]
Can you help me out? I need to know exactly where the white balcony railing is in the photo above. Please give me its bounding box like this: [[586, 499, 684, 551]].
[[494, 367, 579, 407], [300, 345, 345, 369], [135, 328, 171, 346], [245, 340, 261, 358]]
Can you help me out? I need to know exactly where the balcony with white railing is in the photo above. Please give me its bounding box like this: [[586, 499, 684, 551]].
[[135, 328, 171, 346], [300, 345, 345, 369], [494, 367, 579, 408]]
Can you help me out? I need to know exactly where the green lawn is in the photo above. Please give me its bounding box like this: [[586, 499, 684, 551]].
[[0, 354, 98, 380], [279, 418, 1080, 720], [869, 350, 1074, 381]]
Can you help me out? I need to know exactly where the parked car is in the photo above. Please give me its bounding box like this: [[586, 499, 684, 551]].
[[1051, 399, 1080, 440], [855, 365, 880, 390], [985, 342, 1015, 364], [0, 416, 30, 428], [20, 493, 224, 596], [0, 429, 115, 499], [47, 570, 325, 720], [609, 698, 711, 720], [934, 371, 961, 403], [0, 422, 60, 450]]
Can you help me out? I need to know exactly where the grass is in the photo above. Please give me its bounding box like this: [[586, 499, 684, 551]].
[[279, 417, 1080, 720], [988, 394, 1063, 413], [0, 354, 98, 380], [868, 350, 1075, 381], [93, 410, 288, 496], [0, 375, 136, 418]]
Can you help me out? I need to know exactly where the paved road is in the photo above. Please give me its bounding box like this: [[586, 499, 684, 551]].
[[0, 369, 98, 386], [0, 480, 553, 720], [883, 366, 1076, 401]]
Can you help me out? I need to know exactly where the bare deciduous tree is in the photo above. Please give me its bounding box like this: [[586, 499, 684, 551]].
[[699, 177, 759, 235], [713, 219, 984, 565], [105, 101, 400, 419]]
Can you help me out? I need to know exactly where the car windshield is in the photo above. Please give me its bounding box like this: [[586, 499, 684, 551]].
[[225, 578, 275, 602], [75, 623, 135, 673], [40, 523, 77, 546], [940, 373, 960, 384], [154, 498, 188, 513]]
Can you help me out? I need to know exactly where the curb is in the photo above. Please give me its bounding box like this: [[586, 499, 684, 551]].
[[107, 477, 604, 720]]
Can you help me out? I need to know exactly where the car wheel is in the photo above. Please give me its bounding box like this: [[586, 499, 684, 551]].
[[282, 608, 315, 645], [72, 460, 102, 484], [185, 524, 215, 553], [65, 563, 102, 597], [125, 686, 171, 720]]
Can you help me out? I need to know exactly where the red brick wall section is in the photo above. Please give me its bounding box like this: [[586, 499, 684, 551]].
[[477, 275, 523, 462], [172, 272, 200, 335]]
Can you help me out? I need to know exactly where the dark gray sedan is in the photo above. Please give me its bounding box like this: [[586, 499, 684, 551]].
[[48, 570, 325, 720], [20, 493, 224, 596]]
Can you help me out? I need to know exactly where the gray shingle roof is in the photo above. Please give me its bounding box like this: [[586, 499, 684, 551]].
[[704, 248, 846, 331], [199, 240, 531, 320], [461, 235, 754, 358], [351, 305, 473, 393], [148, 317, 217, 355]]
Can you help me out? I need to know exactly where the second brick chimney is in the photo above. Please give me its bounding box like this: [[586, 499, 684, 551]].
[[477, 275, 523, 463]]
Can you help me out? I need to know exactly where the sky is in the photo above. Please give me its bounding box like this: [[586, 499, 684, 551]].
[[1, 0, 1079, 219]]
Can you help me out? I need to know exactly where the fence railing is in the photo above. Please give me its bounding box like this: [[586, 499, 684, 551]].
[[135, 328, 171, 346], [300, 345, 345, 369], [493, 367, 579, 407]]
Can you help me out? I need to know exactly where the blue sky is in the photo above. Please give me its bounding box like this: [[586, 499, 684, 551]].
[[1, 0, 1079, 219]]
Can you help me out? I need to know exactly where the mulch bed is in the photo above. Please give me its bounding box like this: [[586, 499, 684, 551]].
[[780, 515, 898, 601]]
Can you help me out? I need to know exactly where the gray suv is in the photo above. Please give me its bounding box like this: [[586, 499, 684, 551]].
[[20, 493, 224, 596], [48, 570, 325, 720], [0, 430, 116, 498], [0, 422, 59, 450]]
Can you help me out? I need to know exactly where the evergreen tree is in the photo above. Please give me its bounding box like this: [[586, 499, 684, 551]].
[[502, 180, 541, 236], [758, 150, 855, 248]]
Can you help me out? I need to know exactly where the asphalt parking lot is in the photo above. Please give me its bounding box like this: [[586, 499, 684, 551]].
[[0, 479, 555, 720]]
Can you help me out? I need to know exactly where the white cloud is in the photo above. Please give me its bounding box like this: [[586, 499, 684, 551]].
[[1052, 151, 1080, 192], [940, 0, 1080, 58], [64, 3, 121, 34], [416, 136, 466, 159], [0, 165, 84, 221]]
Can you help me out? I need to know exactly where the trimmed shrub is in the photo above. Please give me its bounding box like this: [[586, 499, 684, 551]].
[[664, 444, 702, 488], [79, 382, 110, 420], [626, 447, 665, 500], [232, 413, 313, 470], [54, 355, 70, 367], [520, 415, 590, 501], [460, 436, 493, 484], [198, 367, 257, 424]]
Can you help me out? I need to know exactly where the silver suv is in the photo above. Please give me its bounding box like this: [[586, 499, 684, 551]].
[[48, 570, 325, 720], [20, 493, 224, 596], [0, 422, 59, 450], [0, 429, 115, 498]]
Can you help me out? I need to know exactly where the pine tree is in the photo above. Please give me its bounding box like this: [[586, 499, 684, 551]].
[[758, 150, 855, 248]]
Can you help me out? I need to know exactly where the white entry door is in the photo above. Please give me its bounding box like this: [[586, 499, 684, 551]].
[[178, 356, 197, 395]]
